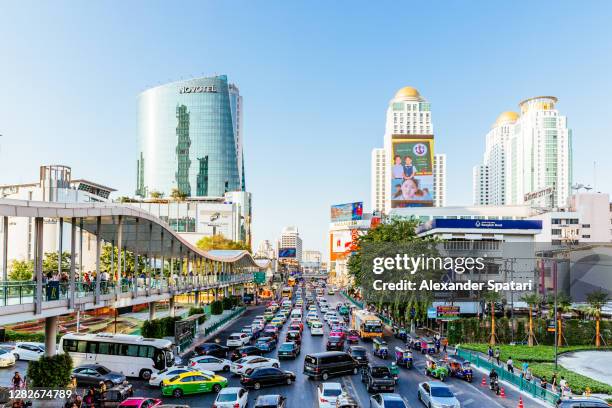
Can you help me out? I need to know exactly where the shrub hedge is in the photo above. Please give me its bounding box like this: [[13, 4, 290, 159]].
[[188, 307, 207, 324], [27, 353, 73, 388], [141, 316, 182, 338], [210, 300, 224, 315]]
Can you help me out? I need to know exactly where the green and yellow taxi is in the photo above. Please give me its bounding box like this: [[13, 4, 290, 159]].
[[270, 317, 284, 327], [161, 371, 228, 398], [263, 311, 274, 321]]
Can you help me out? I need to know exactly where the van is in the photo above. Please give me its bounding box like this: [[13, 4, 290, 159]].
[[290, 309, 302, 319], [303, 351, 359, 381]]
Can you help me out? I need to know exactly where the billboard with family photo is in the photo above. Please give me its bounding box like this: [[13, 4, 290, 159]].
[[330, 202, 363, 222], [390, 136, 434, 208]]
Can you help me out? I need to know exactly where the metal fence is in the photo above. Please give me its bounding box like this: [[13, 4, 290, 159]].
[[202, 306, 246, 337], [456, 348, 560, 405]]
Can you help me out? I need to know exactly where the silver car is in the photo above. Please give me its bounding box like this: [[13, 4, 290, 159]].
[[369, 393, 407, 408], [417, 382, 460, 408]]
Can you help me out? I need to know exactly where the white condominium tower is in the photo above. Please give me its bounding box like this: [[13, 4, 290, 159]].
[[473, 96, 572, 208], [371, 86, 446, 214], [277, 226, 303, 262]]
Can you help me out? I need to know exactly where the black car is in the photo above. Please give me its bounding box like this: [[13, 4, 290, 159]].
[[285, 330, 302, 345], [326, 336, 345, 351], [230, 345, 264, 361], [254, 394, 287, 408], [361, 363, 395, 393], [72, 364, 126, 387], [240, 367, 296, 390], [347, 346, 369, 366], [194, 343, 229, 358], [277, 342, 300, 359], [303, 352, 359, 381]]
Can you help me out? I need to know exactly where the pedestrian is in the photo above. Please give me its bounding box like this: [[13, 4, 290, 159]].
[[525, 367, 533, 382], [83, 388, 94, 408], [435, 338, 441, 354], [551, 373, 558, 393], [443, 341, 447, 353], [540, 376, 547, 390], [12, 371, 23, 390], [506, 356, 514, 373], [487, 345, 494, 362], [494, 347, 501, 366]]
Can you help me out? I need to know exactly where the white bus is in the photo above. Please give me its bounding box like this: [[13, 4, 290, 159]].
[[58, 332, 175, 380]]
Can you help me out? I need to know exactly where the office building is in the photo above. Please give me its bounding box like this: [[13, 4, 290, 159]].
[[473, 97, 572, 209], [371, 86, 446, 214], [277, 226, 302, 263], [136, 75, 244, 199]]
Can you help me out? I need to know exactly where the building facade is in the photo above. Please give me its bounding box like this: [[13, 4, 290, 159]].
[[371, 86, 446, 214], [473, 97, 572, 209], [277, 226, 302, 263], [137, 75, 244, 199]]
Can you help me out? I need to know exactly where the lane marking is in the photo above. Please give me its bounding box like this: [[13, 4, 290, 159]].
[[463, 398, 475, 406]]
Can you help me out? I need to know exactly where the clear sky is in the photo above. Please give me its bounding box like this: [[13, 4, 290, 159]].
[[1, 1, 611, 258]]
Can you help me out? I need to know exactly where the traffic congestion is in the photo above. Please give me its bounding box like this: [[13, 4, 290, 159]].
[[0, 278, 544, 407]]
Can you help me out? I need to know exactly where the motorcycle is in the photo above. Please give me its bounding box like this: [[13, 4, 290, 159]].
[[489, 377, 500, 395]]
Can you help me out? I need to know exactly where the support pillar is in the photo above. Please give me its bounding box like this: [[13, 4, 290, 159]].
[[45, 316, 58, 356], [69, 218, 76, 309], [94, 217, 102, 304], [194, 291, 200, 306], [34, 217, 44, 315], [2, 216, 8, 282], [57, 218, 63, 277], [117, 216, 123, 294], [169, 296, 175, 318], [149, 301, 156, 320]]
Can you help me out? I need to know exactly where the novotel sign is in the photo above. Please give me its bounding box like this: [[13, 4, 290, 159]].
[[179, 85, 217, 94]]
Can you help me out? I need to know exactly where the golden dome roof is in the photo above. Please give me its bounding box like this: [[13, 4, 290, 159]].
[[394, 86, 421, 100], [493, 111, 519, 127]]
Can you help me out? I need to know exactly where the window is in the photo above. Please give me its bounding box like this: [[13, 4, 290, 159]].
[[86, 342, 98, 354], [139, 345, 154, 358], [63, 339, 78, 352], [582, 224, 590, 228], [98, 342, 113, 355], [77, 341, 87, 353]]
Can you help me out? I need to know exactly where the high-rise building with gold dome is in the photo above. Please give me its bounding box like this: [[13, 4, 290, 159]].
[[371, 86, 446, 214], [473, 96, 572, 209]]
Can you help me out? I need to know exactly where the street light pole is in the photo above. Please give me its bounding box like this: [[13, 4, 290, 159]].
[[553, 260, 558, 370]]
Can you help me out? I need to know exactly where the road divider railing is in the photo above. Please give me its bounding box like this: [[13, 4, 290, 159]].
[[456, 348, 560, 405], [201, 306, 246, 337]]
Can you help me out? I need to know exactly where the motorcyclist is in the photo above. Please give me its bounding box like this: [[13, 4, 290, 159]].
[[489, 368, 500, 393]]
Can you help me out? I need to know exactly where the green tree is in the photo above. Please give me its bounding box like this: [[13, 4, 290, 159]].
[[42, 251, 71, 274], [27, 353, 73, 387], [8, 259, 33, 281], [170, 188, 188, 201], [100, 243, 146, 275], [548, 292, 572, 346], [585, 289, 609, 347], [150, 190, 164, 199], [196, 234, 251, 252]]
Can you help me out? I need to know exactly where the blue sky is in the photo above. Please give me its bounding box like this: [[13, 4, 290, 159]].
[[1, 1, 611, 257]]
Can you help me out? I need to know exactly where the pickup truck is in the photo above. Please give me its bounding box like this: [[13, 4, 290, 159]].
[[361, 363, 395, 393]]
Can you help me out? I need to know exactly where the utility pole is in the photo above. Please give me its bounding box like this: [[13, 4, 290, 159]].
[[553, 260, 558, 370]]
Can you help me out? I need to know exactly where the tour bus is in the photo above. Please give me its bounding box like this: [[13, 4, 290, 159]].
[[58, 332, 175, 380], [281, 286, 293, 299]]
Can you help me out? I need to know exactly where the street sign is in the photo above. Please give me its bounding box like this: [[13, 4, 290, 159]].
[[436, 305, 460, 320], [547, 320, 556, 332], [427, 307, 437, 319]]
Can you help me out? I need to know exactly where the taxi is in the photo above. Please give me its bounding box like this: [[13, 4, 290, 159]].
[[161, 371, 228, 398]]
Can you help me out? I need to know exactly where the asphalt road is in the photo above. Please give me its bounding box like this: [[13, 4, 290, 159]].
[[0, 288, 547, 408]]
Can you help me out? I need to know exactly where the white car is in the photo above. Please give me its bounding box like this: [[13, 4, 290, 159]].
[[0, 348, 16, 367], [324, 312, 337, 322], [213, 386, 249, 408], [311, 321, 324, 335], [226, 333, 250, 348], [10, 342, 45, 361], [318, 382, 343, 408], [417, 382, 460, 408], [148, 366, 207, 387], [189, 355, 232, 372], [230, 356, 280, 375]]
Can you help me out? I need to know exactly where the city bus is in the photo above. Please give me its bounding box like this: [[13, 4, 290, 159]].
[[352, 309, 383, 339], [281, 286, 293, 299], [58, 332, 175, 380]]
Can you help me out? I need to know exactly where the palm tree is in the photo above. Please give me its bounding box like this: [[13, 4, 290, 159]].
[[548, 292, 572, 346], [586, 289, 609, 347], [520, 292, 542, 346], [483, 291, 501, 345]]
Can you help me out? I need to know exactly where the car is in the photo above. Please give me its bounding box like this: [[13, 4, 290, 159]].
[[240, 367, 296, 390], [303, 352, 359, 381], [254, 394, 287, 408], [324, 312, 337, 322], [149, 366, 202, 387], [161, 371, 228, 397], [556, 397, 611, 407], [311, 321, 324, 335], [277, 342, 300, 359], [0, 348, 16, 367], [347, 346, 368, 366], [263, 328, 279, 340], [242, 327, 259, 340], [231, 356, 280, 376], [285, 330, 302, 345], [213, 386, 249, 408], [230, 345, 265, 361], [72, 364, 126, 387], [189, 355, 232, 372], [255, 336, 277, 352], [289, 323, 303, 333], [346, 330, 360, 343], [308, 305, 317, 312], [227, 333, 251, 348], [118, 398, 162, 408], [369, 393, 408, 408], [329, 330, 345, 340], [326, 336, 344, 351], [317, 382, 343, 408], [417, 382, 460, 408], [10, 342, 45, 361], [328, 317, 342, 327], [194, 343, 229, 358], [361, 363, 395, 393]]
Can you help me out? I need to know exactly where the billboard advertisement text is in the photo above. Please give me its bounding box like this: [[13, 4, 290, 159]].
[[390, 137, 434, 208], [331, 202, 363, 222]]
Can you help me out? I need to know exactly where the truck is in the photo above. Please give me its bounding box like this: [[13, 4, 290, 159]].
[[352, 309, 383, 339]]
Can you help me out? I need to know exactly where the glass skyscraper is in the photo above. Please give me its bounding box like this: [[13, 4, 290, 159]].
[[136, 75, 244, 198]]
